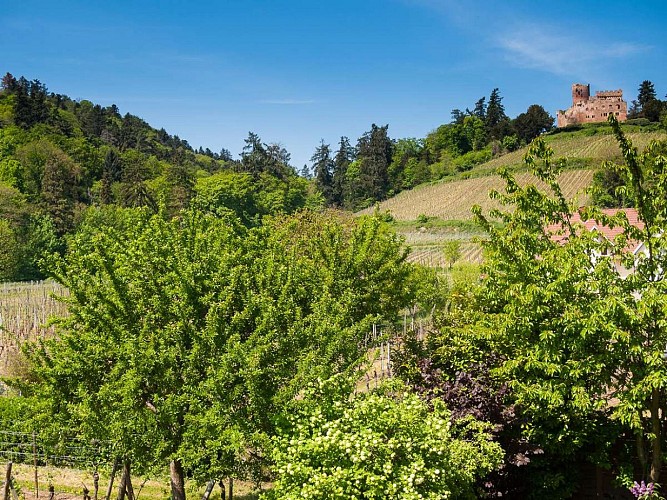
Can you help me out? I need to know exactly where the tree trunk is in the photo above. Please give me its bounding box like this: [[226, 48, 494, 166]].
[[124, 463, 135, 500], [637, 431, 647, 476], [650, 388, 662, 483], [170, 460, 186, 500], [201, 481, 214, 500]]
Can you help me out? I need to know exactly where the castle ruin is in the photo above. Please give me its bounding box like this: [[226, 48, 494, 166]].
[[557, 83, 627, 127]]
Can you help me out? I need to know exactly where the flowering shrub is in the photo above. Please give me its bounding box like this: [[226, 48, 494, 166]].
[[263, 377, 503, 499], [630, 481, 663, 500]]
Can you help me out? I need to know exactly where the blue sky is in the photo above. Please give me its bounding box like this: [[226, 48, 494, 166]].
[[2, 0, 665, 168]]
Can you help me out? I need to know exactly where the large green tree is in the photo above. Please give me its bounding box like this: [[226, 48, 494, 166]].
[[471, 116, 667, 491], [331, 136, 354, 206], [356, 124, 393, 205], [17, 208, 414, 498], [512, 104, 554, 143], [310, 140, 334, 204], [485, 88, 511, 141]]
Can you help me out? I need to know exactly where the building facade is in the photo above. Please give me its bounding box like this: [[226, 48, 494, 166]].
[[557, 83, 627, 127]]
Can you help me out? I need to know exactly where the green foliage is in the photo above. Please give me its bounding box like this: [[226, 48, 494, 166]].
[[466, 116, 667, 489], [442, 240, 461, 269], [450, 148, 492, 172], [13, 208, 414, 486], [264, 377, 502, 500], [512, 104, 554, 143], [0, 218, 20, 280]]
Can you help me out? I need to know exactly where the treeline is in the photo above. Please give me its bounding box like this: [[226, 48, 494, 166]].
[[307, 88, 555, 210], [628, 79, 667, 122], [0, 73, 318, 281]]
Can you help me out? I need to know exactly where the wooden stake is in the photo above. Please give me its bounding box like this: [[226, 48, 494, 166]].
[[33, 432, 39, 498], [3, 462, 12, 500], [105, 459, 119, 500]]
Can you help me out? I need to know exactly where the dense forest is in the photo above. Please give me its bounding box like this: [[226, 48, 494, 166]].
[[0, 73, 319, 281]]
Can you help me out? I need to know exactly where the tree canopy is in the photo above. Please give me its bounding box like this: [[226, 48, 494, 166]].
[[16, 208, 415, 498]]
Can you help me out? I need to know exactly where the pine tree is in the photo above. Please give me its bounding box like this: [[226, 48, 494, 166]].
[[356, 124, 393, 204], [240, 132, 266, 177], [485, 88, 510, 141], [311, 140, 334, 205], [333, 136, 354, 206], [473, 97, 486, 120], [638, 80, 657, 108]]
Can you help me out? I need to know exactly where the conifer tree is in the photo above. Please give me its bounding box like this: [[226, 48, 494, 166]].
[[638, 80, 657, 108], [311, 140, 334, 205], [332, 136, 354, 206], [485, 88, 510, 141], [356, 124, 393, 204]]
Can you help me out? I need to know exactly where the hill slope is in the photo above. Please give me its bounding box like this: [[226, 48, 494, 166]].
[[363, 130, 667, 222], [363, 128, 667, 268]]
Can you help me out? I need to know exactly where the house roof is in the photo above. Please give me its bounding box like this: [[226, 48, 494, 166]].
[[546, 208, 644, 253]]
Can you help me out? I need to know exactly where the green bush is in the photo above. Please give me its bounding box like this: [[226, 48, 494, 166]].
[[264, 377, 503, 500]]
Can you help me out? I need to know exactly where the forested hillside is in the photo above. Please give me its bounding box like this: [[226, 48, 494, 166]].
[[3, 72, 665, 281], [0, 73, 317, 281]]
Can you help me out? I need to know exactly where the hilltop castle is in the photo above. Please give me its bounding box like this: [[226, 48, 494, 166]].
[[557, 83, 627, 127]]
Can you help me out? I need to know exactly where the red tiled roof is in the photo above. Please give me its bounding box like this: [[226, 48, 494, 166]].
[[546, 208, 644, 253]]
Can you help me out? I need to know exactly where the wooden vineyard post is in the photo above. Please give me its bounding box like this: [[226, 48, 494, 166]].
[[105, 459, 119, 500], [93, 472, 99, 500], [33, 431, 39, 498], [3, 462, 12, 500]]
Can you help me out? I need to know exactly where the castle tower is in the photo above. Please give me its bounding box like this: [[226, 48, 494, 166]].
[[572, 83, 590, 105]]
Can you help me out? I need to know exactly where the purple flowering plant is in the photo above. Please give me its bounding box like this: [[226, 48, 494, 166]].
[[630, 481, 663, 500]]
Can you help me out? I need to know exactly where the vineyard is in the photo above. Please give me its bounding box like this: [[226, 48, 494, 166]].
[[368, 168, 595, 221], [0, 281, 67, 378], [360, 128, 667, 222], [474, 130, 667, 174], [406, 242, 483, 267]]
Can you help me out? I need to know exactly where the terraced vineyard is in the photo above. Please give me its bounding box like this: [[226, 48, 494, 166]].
[[477, 130, 667, 174], [367, 168, 594, 221], [0, 281, 67, 377], [406, 241, 483, 267]]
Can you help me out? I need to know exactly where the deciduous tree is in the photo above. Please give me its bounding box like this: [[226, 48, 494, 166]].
[[17, 209, 415, 499]]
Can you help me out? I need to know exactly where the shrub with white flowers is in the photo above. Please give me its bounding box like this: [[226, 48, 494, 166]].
[[263, 376, 503, 499]]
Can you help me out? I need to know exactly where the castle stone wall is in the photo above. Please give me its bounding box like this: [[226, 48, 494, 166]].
[[557, 83, 627, 127]]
